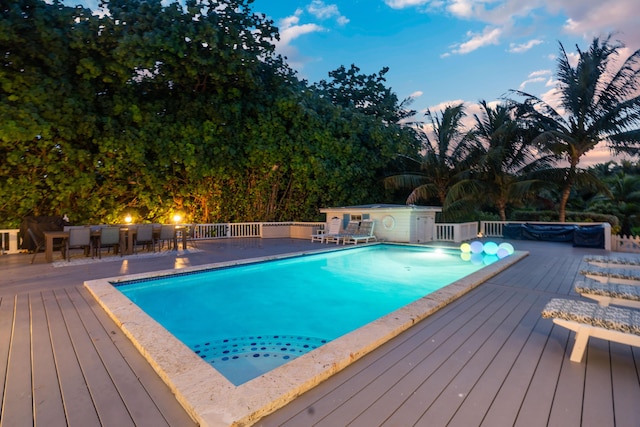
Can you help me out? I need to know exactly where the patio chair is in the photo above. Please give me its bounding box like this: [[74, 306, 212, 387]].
[[575, 278, 640, 309], [133, 224, 155, 253], [342, 220, 377, 245], [327, 220, 360, 245], [97, 226, 121, 258], [310, 217, 341, 243], [185, 224, 198, 249], [65, 227, 92, 262], [157, 224, 176, 251], [27, 228, 44, 264], [541, 298, 640, 363]]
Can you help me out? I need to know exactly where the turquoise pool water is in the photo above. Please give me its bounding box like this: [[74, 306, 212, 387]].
[[116, 244, 495, 385]]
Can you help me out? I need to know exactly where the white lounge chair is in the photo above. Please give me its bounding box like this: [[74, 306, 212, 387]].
[[574, 278, 640, 309], [342, 220, 377, 245], [541, 298, 640, 362], [326, 221, 360, 245], [579, 264, 640, 285], [583, 255, 640, 269], [311, 217, 341, 243]]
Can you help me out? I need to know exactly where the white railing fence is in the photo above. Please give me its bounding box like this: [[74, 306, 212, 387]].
[[191, 222, 325, 240], [611, 235, 640, 253], [480, 221, 507, 238], [1, 229, 20, 255], [434, 222, 478, 243]]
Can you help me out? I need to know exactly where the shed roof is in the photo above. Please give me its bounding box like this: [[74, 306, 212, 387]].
[[320, 204, 442, 212]]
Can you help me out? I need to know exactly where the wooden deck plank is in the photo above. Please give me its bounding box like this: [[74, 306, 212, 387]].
[[52, 289, 135, 427], [76, 286, 198, 427], [582, 339, 615, 427], [42, 289, 101, 426], [445, 294, 546, 427], [377, 291, 531, 427], [610, 343, 640, 427], [1, 295, 33, 427], [372, 293, 523, 426], [0, 296, 14, 410], [478, 305, 554, 427], [517, 321, 575, 427], [65, 286, 174, 427], [30, 293, 67, 426]]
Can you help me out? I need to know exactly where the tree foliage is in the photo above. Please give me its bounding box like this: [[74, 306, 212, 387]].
[[511, 35, 640, 221], [0, 0, 416, 227], [446, 101, 554, 221], [383, 103, 473, 217]]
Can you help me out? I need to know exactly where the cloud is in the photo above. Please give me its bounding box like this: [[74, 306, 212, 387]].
[[270, 2, 351, 75], [558, 0, 639, 50], [384, 0, 431, 9], [451, 26, 503, 55], [518, 77, 546, 91], [528, 69, 552, 78], [409, 91, 424, 99], [307, 0, 349, 25], [447, 0, 475, 19], [276, 12, 324, 47], [508, 39, 543, 53]]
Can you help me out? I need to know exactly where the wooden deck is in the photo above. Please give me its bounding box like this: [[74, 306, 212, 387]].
[[1, 239, 639, 426]]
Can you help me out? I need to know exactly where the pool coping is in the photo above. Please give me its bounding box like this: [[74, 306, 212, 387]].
[[84, 243, 528, 427]]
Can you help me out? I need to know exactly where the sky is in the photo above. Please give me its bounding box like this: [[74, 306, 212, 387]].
[[70, 0, 639, 165]]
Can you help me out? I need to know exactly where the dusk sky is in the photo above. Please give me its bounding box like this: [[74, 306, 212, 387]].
[[70, 0, 639, 165]]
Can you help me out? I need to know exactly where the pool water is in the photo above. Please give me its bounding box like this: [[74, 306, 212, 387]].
[[116, 244, 495, 385]]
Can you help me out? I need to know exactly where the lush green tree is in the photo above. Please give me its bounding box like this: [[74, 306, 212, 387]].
[[512, 35, 640, 222], [314, 64, 415, 123], [1, 0, 419, 227]]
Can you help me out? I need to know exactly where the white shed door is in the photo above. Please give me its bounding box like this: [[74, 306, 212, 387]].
[[416, 216, 434, 243]]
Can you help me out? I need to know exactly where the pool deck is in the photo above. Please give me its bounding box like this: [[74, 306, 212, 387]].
[[1, 238, 639, 426]]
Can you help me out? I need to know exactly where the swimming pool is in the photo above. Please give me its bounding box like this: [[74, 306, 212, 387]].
[[85, 243, 526, 426], [116, 245, 490, 385]]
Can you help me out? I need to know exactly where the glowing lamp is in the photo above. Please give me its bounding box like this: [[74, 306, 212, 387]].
[[124, 214, 132, 224], [173, 214, 182, 224], [483, 241, 498, 255], [460, 243, 471, 253], [498, 242, 515, 255], [470, 241, 484, 254]]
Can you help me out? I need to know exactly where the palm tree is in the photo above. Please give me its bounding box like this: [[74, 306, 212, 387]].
[[446, 101, 555, 220], [511, 35, 640, 222], [383, 103, 474, 219]]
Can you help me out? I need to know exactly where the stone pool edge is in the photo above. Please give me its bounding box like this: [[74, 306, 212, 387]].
[[84, 246, 528, 427]]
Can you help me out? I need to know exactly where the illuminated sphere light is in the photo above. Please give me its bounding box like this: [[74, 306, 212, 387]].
[[498, 242, 515, 255], [460, 252, 471, 262], [470, 241, 484, 254], [460, 243, 471, 253], [483, 241, 499, 255]]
